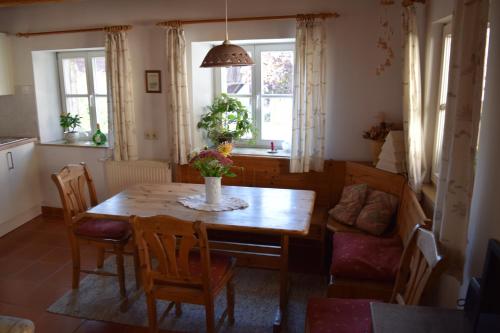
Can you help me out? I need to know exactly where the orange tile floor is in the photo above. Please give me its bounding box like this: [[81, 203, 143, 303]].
[[0, 215, 171, 333]]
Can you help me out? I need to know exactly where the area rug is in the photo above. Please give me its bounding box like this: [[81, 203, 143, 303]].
[[48, 257, 326, 332]]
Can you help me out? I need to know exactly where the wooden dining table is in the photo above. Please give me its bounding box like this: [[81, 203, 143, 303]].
[[86, 182, 316, 332]]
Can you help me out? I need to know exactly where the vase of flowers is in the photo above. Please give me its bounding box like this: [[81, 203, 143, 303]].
[[363, 121, 394, 165], [189, 143, 236, 204]]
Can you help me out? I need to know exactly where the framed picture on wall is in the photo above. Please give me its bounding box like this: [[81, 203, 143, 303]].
[[145, 70, 161, 93]]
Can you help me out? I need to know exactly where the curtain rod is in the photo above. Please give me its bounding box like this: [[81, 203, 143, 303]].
[[157, 12, 339, 27], [16, 25, 132, 38]]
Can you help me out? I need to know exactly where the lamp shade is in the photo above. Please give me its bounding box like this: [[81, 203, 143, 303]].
[[200, 40, 254, 67]]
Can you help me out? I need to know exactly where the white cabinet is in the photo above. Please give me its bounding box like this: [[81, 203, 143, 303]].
[[0, 32, 14, 96], [0, 142, 41, 236]]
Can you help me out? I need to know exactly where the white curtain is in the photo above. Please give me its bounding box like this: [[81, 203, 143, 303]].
[[402, 5, 425, 193], [433, 0, 489, 279], [290, 17, 326, 173], [105, 30, 138, 161], [165, 23, 193, 165]]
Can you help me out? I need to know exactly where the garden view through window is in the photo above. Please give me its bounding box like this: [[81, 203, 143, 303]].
[[57, 50, 108, 137], [217, 43, 295, 148]]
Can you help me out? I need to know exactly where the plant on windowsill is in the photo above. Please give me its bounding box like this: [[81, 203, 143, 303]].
[[60, 112, 82, 144], [197, 93, 256, 145]]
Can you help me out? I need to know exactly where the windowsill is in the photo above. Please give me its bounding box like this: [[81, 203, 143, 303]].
[[422, 183, 437, 206], [38, 140, 110, 149], [232, 147, 290, 158]]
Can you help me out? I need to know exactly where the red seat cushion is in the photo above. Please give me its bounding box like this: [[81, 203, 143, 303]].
[[74, 219, 131, 240], [188, 252, 234, 288], [331, 232, 403, 282], [306, 298, 375, 333]]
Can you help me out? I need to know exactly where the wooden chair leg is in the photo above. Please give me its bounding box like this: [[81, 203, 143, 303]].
[[175, 302, 182, 317], [133, 244, 141, 290], [146, 293, 158, 333], [227, 279, 235, 324], [115, 245, 126, 298], [205, 299, 216, 333], [96, 247, 105, 269], [69, 235, 81, 289]]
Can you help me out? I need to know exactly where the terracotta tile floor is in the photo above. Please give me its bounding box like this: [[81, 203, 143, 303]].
[[0, 215, 171, 333]]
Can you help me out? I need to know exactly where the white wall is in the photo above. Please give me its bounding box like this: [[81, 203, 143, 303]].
[[0, 0, 407, 162]]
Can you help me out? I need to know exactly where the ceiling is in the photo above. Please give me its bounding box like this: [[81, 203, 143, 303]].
[[0, 0, 68, 8]]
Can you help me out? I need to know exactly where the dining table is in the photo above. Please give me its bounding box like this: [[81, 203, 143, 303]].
[[85, 182, 316, 332]]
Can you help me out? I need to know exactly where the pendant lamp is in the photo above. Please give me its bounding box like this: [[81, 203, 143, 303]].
[[200, 0, 254, 67]]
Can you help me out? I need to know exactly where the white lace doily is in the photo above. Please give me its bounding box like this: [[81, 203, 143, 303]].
[[177, 194, 249, 212]]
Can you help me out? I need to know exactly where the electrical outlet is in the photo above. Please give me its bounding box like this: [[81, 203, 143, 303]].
[[151, 132, 158, 140], [144, 132, 151, 140]]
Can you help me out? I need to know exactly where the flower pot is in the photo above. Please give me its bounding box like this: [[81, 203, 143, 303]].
[[204, 177, 222, 204], [64, 131, 80, 144]]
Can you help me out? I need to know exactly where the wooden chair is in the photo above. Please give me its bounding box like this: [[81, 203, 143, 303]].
[[305, 226, 444, 333], [52, 163, 138, 298], [131, 215, 236, 333]]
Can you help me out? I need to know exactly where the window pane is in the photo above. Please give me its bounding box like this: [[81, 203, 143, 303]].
[[261, 51, 294, 95], [221, 66, 252, 95], [62, 57, 88, 94], [95, 96, 109, 134], [261, 97, 293, 141], [66, 97, 91, 132], [92, 56, 107, 95]]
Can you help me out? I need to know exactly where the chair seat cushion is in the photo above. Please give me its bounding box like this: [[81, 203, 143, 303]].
[[306, 298, 375, 333], [331, 232, 403, 282], [75, 219, 131, 240], [188, 252, 235, 288]]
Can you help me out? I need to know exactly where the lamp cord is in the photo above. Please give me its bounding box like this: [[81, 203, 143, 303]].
[[225, 0, 229, 41]]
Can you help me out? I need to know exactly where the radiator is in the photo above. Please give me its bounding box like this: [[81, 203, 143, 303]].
[[104, 160, 172, 196]]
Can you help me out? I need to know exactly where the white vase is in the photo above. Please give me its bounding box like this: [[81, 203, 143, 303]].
[[64, 131, 80, 143], [204, 177, 222, 204]]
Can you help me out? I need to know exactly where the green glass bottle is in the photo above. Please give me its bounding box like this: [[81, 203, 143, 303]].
[[92, 123, 107, 146]]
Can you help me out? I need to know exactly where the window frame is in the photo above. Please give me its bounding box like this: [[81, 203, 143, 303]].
[[431, 23, 452, 184], [215, 42, 295, 148], [57, 50, 107, 138]]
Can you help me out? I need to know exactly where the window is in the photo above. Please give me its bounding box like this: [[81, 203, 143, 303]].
[[431, 24, 490, 182], [431, 23, 452, 182], [216, 42, 295, 147], [57, 50, 108, 137]]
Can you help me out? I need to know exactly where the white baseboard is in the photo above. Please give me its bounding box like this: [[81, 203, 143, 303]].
[[0, 205, 42, 237]]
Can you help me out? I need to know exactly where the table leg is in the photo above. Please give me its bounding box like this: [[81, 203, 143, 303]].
[[273, 235, 289, 332]]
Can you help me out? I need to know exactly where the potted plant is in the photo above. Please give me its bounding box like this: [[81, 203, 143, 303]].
[[189, 143, 236, 204], [197, 93, 256, 145], [60, 113, 82, 143]]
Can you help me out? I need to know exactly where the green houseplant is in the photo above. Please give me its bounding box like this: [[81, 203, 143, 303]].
[[197, 93, 256, 145], [60, 113, 82, 143]]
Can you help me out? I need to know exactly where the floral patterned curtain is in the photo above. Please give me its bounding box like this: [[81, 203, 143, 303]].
[[105, 30, 138, 161], [433, 0, 489, 279], [165, 22, 193, 165], [290, 16, 326, 173], [402, 5, 425, 193]]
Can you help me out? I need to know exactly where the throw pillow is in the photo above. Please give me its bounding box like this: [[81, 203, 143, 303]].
[[355, 189, 399, 235], [329, 183, 368, 225]]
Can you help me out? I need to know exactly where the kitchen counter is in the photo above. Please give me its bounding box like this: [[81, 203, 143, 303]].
[[0, 137, 37, 151]]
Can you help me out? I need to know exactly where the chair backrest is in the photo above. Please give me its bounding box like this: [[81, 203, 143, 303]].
[[395, 183, 432, 245], [131, 215, 211, 293], [51, 163, 98, 226], [390, 227, 443, 306]]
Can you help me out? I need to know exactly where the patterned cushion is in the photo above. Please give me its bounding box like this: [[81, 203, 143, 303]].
[[329, 184, 368, 225], [355, 189, 399, 235], [74, 219, 131, 240], [188, 252, 235, 288], [331, 232, 403, 282], [306, 298, 375, 333]]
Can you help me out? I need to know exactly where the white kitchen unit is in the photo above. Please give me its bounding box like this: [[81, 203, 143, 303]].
[[0, 32, 14, 96], [0, 138, 41, 237]]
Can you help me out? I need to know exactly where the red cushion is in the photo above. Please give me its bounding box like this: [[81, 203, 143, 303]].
[[188, 252, 234, 288], [331, 232, 403, 282], [75, 219, 131, 240], [306, 298, 374, 333]]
